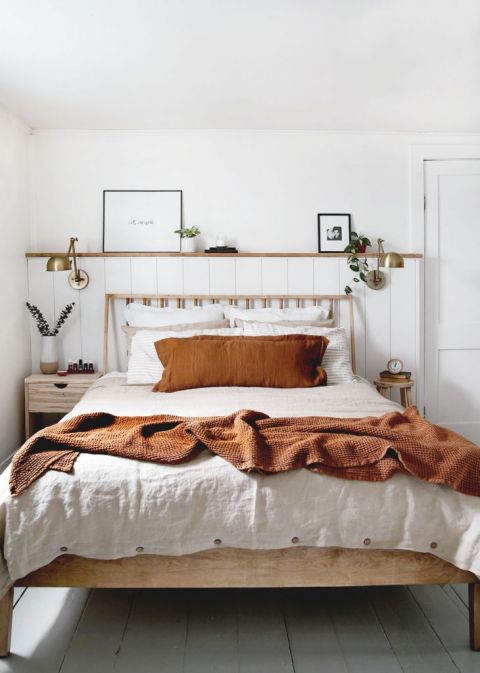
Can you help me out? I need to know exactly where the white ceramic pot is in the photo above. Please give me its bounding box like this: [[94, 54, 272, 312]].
[[40, 335, 58, 374], [182, 237, 197, 253]]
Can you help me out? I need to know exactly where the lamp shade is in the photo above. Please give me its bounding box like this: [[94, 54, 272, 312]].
[[381, 251, 404, 268], [46, 255, 72, 272]]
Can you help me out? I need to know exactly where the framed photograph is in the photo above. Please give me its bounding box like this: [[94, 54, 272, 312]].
[[103, 190, 182, 252], [317, 213, 351, 252]]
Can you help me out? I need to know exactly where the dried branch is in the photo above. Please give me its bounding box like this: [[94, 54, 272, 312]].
[[26, 302, 76, 336]]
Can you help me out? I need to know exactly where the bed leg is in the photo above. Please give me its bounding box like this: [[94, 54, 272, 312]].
[[469, 583, 480, 651], [0, 588, 12, 657]]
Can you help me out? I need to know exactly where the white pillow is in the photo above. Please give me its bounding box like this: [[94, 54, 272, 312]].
[[124, 303, 225, 327], [223, 305, 329, 328], [127, 328, 243, 385], [242, 322, 354, 385]]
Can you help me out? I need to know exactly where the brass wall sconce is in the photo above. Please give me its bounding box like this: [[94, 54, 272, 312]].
[[46, 237, 90, 290], [366, 238, 404, 290]]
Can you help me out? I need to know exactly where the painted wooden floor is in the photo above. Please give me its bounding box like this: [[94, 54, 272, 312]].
[[0, 584, 478, 673]]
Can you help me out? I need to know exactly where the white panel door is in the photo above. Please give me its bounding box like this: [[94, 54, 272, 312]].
[[425, 160, 480, 443]]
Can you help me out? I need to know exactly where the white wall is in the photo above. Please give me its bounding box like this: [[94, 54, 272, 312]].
[[29, 130, 480, 254], [0, 108, 31, 459], [29, 130, 480, 255]]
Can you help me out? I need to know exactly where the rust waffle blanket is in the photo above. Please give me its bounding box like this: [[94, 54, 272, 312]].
[[9, 406, 480, 497]]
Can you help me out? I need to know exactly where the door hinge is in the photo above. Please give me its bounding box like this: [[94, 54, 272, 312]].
[[423, 406, 426, 417], [424, 195, 426, 211]]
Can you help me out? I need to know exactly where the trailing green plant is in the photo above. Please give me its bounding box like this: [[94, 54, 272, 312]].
[[26, 302, 76, 336], [174, 226, 201, 239], [343, 232, 372, 295]]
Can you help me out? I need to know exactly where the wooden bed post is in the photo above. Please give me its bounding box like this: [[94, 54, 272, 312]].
[[0, 588, 13, 657], [469, 582, 480, 650]]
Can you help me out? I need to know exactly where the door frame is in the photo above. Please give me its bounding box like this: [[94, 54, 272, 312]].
[[410, 145, 480, 416]]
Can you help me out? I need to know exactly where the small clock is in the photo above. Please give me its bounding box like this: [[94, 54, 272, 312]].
[[387, 358, 404, 374]]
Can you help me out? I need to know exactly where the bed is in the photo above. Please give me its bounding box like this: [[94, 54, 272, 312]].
[[0, 293, 478, 655]]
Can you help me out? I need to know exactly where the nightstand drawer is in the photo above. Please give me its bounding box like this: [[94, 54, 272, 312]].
[[28, 383, 89, 413]]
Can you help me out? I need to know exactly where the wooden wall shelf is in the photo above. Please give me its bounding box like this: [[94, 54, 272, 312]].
[[25, 251, 423, 259]]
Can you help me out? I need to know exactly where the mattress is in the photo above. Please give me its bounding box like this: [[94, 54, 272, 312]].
[[1, 374, 479, 595]]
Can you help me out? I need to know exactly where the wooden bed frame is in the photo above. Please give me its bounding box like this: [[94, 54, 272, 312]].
[[1, 293, 478, 656]]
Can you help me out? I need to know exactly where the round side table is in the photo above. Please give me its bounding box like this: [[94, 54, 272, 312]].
[[374, 379, 414, 408]]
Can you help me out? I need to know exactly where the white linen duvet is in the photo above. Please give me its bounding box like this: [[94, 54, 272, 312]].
[[0, 374, 479, 596]]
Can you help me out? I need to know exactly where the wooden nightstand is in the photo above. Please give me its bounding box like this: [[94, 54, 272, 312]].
[[25, 373, 102, 439], [374, 378, 414, 408]]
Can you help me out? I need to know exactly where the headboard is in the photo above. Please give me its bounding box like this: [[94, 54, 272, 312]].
[[103, 293, 355, 374]]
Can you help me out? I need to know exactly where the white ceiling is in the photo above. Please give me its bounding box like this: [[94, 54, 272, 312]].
[[1, 0, 479, 131]]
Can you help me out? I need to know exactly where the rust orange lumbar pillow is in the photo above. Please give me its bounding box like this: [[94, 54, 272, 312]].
[[153, 334, 329, 392]]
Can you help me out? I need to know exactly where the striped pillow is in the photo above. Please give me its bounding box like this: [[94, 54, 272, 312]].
[[242, 322, 354, 384], [127, 328, 243, 385]]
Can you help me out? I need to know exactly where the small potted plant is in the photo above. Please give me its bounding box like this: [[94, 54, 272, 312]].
[[343, 232, 372, 294], [351, 232, 371, 253], [26, 302, 76, 373], [174, 226, 201, 253]]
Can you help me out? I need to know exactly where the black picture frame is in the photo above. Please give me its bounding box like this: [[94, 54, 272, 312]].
[[317, 213, 351, 252], [103, 189, 183, 253]]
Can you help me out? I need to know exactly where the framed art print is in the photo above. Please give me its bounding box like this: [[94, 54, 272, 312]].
[[103, 190, 182, 252], [317, 213, 351, 252]]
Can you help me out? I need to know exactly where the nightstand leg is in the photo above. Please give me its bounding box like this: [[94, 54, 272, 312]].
[[24, 383, 31, 439], [400, 387, 413, 408], [376, 385, 390, 399], [25, 413, 34, 440]]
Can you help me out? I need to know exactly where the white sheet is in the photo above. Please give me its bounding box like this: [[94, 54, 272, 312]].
[[1, 374, 479, 596]]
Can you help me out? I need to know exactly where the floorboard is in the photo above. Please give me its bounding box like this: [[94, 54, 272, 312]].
[[370, 586, 458, 673], [283, 588, 349, 673], [12, 589, 26, 609], [237, 590, 294, 673], [59, 589, 133, 673], [410, 585, 478, 673], [183, 590, 239, 673], [329, 588, 403, 673], [452, 584, 469, 608], [113, 589, 188, 673], [1, 585, 479, 672], [0, 588, 89, 673], [442, 586, 469, 619]]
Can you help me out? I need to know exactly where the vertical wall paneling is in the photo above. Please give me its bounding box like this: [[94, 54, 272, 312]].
[[183, 257, 209, 295], [79, 258, 106, 371], [390, 260, 416, 401], [157, 257, 183, 296], [209, 258, 236, 295], [287, 258, 314, 296], [261, 258, 288, 295], [53, 272, 81, 370], [313, 258, 340, 295], [365, 270, 391, 383], [339, 262, 366, 378], [26, 256, 421, 394], [27, 258, 55, 372], [105, 258, 132, 371], [235, 258, 262, 295], [104, 258, 132, 293], [131, 258, 157, 296]]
